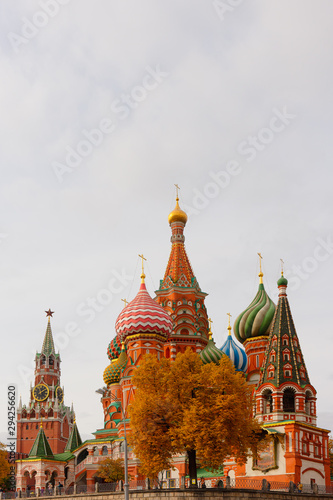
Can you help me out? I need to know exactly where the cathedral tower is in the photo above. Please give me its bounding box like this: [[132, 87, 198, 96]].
[[233, 256, 275, 387], [155, 192, 209, 359], [255, 274, 316, 425]]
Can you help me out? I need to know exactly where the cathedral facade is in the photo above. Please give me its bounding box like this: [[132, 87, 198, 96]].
[[15, 196, 331, 492]]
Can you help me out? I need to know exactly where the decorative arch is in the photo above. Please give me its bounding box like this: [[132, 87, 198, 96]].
[[283, 387, 296, 412], [302, 467, 325, 479]]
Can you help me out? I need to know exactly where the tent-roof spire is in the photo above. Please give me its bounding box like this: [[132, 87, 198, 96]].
[[41, 309, 55, 356]]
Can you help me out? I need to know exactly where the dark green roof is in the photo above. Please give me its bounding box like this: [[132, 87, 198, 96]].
[[259, 288, 310, 388], [29, 427, 54, 459], [41, 319, 55, 356], [53, 452, 74, 462], [65, 422, 82, 452]]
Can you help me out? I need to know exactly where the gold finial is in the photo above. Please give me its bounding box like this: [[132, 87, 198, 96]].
[[138, 254, 147, 282], [121, 298, 128, 308], [257, 253, 263, 284], [280, 258, 284, 276], [227, 313, 232, 336], [121, 342, 125, 351], [40, 417, 43, 429], [174, 183, 180, 201], [74, 413, 76, 424], [208, 318, 213, 340]]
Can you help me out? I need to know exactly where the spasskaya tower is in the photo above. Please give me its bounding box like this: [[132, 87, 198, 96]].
[[16, 310, 74, 456]]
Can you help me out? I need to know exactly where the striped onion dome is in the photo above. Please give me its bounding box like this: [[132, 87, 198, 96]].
[[233, 281, 275, 344], [200, 329, 223, 365], [103, 344, 128, 386], [107, 335, 121, 361], [115, 281, 173, 342], [220, 326, 248, 372]]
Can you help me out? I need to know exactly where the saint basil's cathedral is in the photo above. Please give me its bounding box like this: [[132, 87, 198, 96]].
[[15, 194, 331, 492]]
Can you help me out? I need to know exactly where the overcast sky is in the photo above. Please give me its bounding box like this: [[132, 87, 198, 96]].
[[1, 0, 332, 443]]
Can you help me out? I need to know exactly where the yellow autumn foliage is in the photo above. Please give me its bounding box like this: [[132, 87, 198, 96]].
[[129, 348, 262, 478]]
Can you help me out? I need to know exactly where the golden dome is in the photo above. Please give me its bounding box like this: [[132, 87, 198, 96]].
[[168, 197, 188, 225]]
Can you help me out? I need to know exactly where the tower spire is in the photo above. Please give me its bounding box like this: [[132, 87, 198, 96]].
[[42, 309, 55, 356]]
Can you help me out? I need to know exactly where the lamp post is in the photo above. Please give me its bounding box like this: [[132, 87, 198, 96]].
[[109, 393, 129, 500]]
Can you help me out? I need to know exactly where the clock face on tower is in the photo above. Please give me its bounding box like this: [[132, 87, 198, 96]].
[[55, 386, 64, 403], [33, 383, 49, 402]]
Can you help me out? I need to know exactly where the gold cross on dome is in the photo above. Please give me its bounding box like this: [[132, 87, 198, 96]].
[[257, 252, 263, 283], [257, 252, 263, 272], [138, 254, 147, 282], [227, 312, 232, 327], [121, 298, 129, 308], [174, 184, 180, 200], [280, 258, 284, 275], [208, 317, 213, 331]]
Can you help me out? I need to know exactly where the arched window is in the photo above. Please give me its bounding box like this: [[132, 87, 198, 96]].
[[305, 391, 312, 415], [283, 388, 295, 412], [282, 335, 289, 346], [76, 449, 88, 465], [49, 356, 54, 366], [272, 336, 277, 347], [93, 447, 99, 456], [262, 389, 273, 413], [40, 355, 46, 366], [102, 446, 108, 456]]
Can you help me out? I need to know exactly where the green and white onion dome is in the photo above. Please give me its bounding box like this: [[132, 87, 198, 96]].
[[233, 275, 275, 344], [103, 344, 128, 386], [200, 327, 223, 364]]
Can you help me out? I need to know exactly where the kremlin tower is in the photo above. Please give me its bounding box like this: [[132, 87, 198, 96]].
[[16, 310, 74, 456]]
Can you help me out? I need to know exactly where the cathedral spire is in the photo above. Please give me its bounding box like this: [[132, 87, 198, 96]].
[[42, 309, 55, 356], [259, 273, 310, 387], [160, 190, 197, 288]]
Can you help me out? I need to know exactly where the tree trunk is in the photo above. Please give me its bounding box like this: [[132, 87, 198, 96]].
[[187, 449, 197, 488]]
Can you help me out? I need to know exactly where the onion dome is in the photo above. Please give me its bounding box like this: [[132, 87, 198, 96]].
[[103, 344, 128, 386], [107, 335, 122, 361], [233, 262, 275, 344], [168, 196, 188, 225], [200, 320, 223, 364], [220, 319, 248, 372], [115, 280, 173, 342], [277, 273, 288, 287]]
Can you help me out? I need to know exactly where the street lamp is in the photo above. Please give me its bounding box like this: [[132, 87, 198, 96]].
[[109, 393, 129, 500]]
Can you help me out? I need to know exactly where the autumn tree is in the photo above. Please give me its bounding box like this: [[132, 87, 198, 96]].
[[129, 348, 262, 485], [0, 443, 10, 487], [97, 458, 125, 483]]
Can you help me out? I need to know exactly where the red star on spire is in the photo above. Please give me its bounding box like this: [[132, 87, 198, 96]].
[[45, 309, 54, 317]]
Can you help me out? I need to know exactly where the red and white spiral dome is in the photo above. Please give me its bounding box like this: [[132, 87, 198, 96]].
[[115, 282, 173, 342]]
